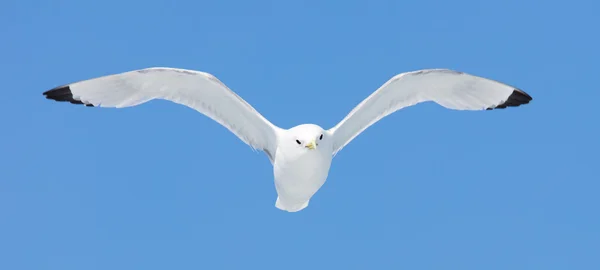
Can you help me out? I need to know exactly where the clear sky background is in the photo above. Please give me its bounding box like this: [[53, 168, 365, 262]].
[[2, 0, 599, 269]]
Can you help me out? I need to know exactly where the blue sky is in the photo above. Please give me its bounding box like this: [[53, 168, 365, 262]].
[[2, 0, 599, 269]]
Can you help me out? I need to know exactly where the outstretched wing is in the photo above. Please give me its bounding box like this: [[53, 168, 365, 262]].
[[43, 67, 280, 156], [328, 69, 532, 155]]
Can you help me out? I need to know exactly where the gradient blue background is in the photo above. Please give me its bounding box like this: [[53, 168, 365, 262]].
[[2, 0, 598, 269]]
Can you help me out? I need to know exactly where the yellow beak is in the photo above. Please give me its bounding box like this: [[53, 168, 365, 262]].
[[305, 140, 316, 150]]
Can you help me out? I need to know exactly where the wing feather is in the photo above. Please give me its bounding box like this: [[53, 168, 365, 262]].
[[328, 69, 532, 155], [43, 67, 280, 154]]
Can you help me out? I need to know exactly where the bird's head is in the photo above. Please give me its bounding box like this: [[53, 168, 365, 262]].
[[286, 124, 330, 153]]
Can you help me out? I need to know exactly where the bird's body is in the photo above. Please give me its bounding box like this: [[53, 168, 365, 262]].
[[43, 67, 533, 212], [273, 124, 333, 212]]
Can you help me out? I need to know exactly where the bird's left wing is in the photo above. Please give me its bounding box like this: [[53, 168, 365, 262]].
[[328, 69, 532, 155], [43, 67, 280, 156]]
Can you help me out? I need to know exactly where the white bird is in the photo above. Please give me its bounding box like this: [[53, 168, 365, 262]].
[[43, 67, 532, 212]]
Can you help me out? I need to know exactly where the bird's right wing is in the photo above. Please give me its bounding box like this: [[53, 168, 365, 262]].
[[43, 67, 281, 157]]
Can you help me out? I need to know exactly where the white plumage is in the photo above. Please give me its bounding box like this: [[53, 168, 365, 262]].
[[44, 67, 532, 212]]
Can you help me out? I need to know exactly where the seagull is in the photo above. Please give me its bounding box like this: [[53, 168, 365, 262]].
[[43, 67, 532, 212]]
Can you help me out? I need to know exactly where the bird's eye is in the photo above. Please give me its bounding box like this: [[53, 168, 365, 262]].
[[296, 140, 302, 145], [319, 134, 323, 140]]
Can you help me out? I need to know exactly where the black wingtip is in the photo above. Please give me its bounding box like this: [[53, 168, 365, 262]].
[[486, 89, 533, 110], [43, 85, 94, 107]]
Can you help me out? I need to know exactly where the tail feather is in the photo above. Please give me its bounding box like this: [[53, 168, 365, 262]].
[[275, 197, 309, 212]]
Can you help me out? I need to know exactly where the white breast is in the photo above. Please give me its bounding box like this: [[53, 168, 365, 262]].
[[273, 146, 332, 208]]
